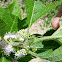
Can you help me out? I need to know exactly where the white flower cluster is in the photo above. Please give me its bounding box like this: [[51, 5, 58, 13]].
[[15, 49, 27, 59], [4, 45, 27, 58], [17, 29, 28, 38], [3, 30, 27, 58], [4, 45, 14, 56], [4, 34, 17, 40], [4, 32, 24, 41]]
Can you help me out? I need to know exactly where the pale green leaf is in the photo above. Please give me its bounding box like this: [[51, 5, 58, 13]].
[[25, 0, 62, 26], [52, 26, 62, 45], [37, 49, 53, 58], [45, 6, 62, 45], [30, 42, 44, 48], [0, 8, 18, 32], [8, 0, 22, 20], [33, 26, 62, 44], [0, 0, 22, 36], [43, 46, 62, 62]]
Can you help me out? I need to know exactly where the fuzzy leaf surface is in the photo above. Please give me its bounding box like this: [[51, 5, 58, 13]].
[[8, 0, 22, 20], [0, 8, 18, 33], [37, 49, 53, 58], [30, 42, 44, 48], [42, 46, 62, 62], [25, 0, 62, 26], [52, 27, 62, 45], [0, 19, 7, 37]]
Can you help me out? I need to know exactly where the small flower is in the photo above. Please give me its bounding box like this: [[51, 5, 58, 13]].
[[15, 51, 23, 59], [20, 49, 27, 55], [4, 32, 24, 41], [10, 34, 17, 39], [18, 37, 24, 41], [15, 49, 27, 59], [17, 29, 27, 37], [4, 45, 14, 56], [4, 34, 10, 40], [4, 34, 17, 40]]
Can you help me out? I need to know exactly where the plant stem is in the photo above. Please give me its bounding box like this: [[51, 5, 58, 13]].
[[33, 36, 62, 43], [29, 51, 38, 58], [26, 3, 35, 46], [9, 42, 23, 47], [27, 3, 35, 37], [10, 16, 16, 32]]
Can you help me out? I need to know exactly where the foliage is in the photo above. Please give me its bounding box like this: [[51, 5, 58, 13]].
[[0, 0, 62, 62], [0, 57, 11, 62]]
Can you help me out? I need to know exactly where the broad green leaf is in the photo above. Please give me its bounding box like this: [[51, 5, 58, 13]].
[[26, 0, 34, 26], [33, 27, 62, 44], [8, 0, 22, 20], [37, 49, 53, 58], [52, 26, 62, 45], [30, 42, 44, 48], [0, 19, 7, 37], [52, 17, 62, 45], [0, 57, 11, 62], [25, 0, 62, 26], [0, 8, 18, 32], [42, 46, 62, 62]]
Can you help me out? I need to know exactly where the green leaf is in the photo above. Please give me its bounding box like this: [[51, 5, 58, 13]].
[[37, 49, 53, 58], [30, 42, 44, 48], [0, 57, 11, 62], [0, 19, 7, 37], [25, 0, 34, 26], [0, 8, 18, 32], [52, 27, 62, 45], [33, 26, 62, 44], [25, 0, 62, 26], [8, 0, 22, 20], [43, 46, 62, 62], [52, 17, 62, 45]]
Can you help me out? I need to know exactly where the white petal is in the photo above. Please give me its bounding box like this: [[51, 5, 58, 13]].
[[20, 49, 27, 55], [4, 45, 14, 56], [19, 37, 24, 41], [15, 51, 23, 59], [10, 35, 17, 39], [4, 35, 10, 40], [4, 34, 17, 40]]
